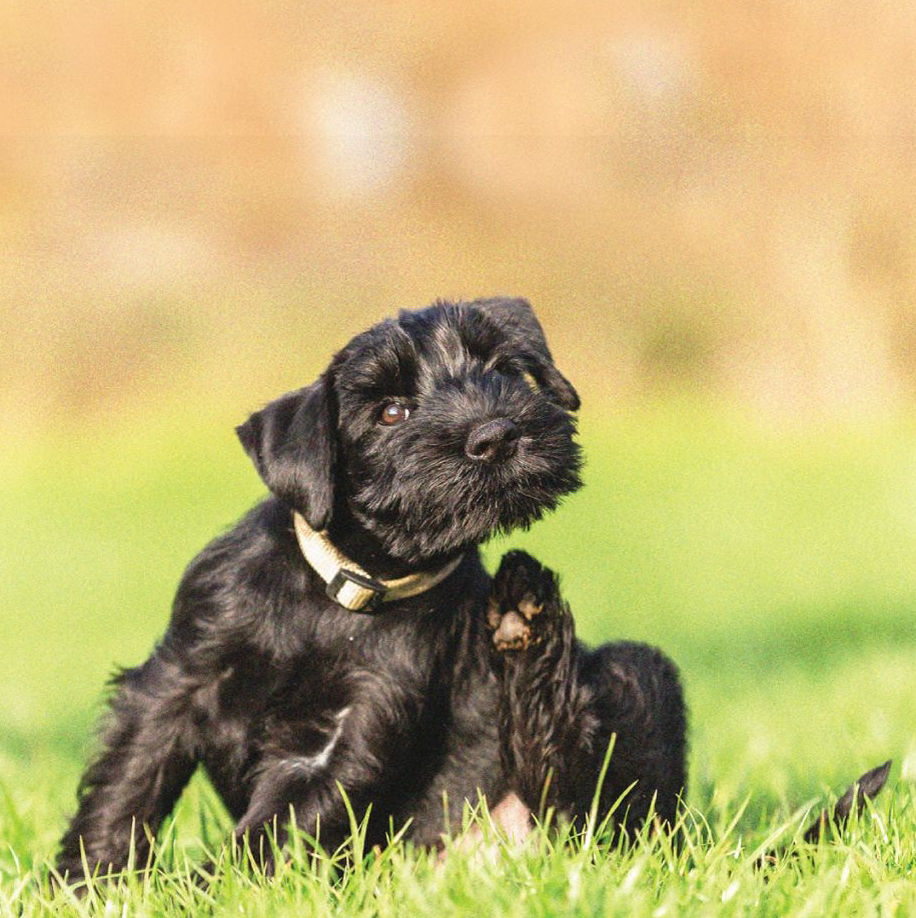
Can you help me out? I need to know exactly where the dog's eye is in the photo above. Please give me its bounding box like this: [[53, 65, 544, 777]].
[[379, 403, 410, 426]]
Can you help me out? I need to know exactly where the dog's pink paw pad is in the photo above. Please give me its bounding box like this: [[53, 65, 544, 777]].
[[492, 610, 542, 651]]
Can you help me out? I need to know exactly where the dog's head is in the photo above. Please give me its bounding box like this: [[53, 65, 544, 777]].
[[237, 298, 582, 564]]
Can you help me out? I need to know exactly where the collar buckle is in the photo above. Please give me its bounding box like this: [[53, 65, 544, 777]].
[[326, 568, 387, 612]]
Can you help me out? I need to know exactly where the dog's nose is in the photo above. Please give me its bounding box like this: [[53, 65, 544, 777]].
[[465, 418, 520, 463]]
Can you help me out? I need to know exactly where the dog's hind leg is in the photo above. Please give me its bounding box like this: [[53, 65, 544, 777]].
[[488, 550, 687, 835], [55, 650, 198, 886]]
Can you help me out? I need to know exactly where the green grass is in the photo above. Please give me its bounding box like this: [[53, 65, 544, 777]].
[[2, 397, 916, 914]]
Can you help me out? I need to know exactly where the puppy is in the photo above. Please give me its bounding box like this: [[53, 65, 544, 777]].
[[56, 297, 687, 883]]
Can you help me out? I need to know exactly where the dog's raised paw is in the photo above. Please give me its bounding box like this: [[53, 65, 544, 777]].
[[487, 550, 559, 652]]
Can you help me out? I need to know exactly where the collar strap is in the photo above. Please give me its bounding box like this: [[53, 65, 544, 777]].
[[292, 511, 463, 612]]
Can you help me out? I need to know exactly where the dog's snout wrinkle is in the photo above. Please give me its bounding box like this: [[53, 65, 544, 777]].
[[465, 417, 520, 463]]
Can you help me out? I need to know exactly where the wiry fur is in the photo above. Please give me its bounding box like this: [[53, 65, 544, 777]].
[[56, 297, 687, 885], [490, 551, 686, 827]]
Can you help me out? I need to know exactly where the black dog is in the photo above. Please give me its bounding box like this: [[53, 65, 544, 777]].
[[56, 298, 687, 884]]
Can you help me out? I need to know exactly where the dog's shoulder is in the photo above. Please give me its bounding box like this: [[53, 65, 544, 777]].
[[167, 498, 303, 638], [180, 497, 297, 583]]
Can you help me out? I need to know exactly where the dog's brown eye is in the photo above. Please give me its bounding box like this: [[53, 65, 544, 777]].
[[379, 403, 410, 426]]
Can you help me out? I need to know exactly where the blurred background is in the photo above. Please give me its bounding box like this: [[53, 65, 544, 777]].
[[4, 0, 916, 425], [2, 0, 916, 851]]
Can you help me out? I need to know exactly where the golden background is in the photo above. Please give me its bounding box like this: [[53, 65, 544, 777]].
[[3, 0, 915, 428]]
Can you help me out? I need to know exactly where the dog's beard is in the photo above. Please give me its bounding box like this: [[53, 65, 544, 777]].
[[344, 395, 583, 564]]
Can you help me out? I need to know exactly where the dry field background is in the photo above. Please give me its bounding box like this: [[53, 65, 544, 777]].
[[3, 0, 916, 427]]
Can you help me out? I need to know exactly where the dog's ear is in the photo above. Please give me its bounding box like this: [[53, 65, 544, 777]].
[[236, 377, 337, 529], [471, 297, 580, 411]]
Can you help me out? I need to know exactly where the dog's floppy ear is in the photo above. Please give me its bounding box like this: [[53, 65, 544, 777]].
[[236, 377, 337, 529], [471, 297, 580, 411]]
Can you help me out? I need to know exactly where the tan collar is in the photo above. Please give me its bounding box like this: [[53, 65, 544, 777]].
[[292, 511, 463, 612]]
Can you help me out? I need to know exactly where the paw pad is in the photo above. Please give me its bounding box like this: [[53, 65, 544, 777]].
[[487, 551, 557, 652], [492, 610, 539, 651]]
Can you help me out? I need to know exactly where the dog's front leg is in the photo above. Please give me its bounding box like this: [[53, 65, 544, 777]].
[[230, 763, 381, 871], [229, 698, 401, 870], [56, 650, 198, 885]]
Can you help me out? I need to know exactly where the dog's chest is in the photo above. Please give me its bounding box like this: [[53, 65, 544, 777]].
[[208, 608, 450, 729]]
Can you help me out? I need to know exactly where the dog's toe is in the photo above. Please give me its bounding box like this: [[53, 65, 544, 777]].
[[486, 596, 503, 630], [493, 550, 558, 613], [516, 593, 543, 620]]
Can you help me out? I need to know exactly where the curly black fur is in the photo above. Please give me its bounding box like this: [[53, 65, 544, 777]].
[[56, 297, 687, 885]]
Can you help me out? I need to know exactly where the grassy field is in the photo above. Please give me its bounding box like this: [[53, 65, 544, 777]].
[[2, 398, 915, 915]]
